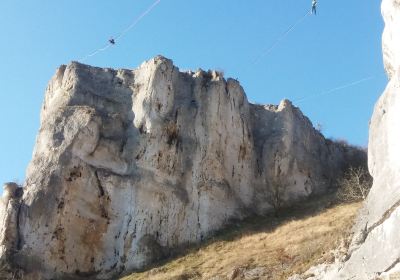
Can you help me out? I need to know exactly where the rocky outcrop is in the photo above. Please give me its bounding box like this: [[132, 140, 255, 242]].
[[382, 0, 400, 79], [0, 56, 360, 279]]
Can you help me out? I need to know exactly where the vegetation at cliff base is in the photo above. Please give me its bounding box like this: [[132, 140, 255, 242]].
[[122, 195, 361, 280]]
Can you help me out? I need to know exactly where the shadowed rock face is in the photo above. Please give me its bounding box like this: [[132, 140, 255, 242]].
[[0, 56, 358, 279]]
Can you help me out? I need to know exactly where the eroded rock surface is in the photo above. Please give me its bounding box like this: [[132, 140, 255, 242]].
[[0, 57, 359, 279], [382, 0, 400, 79]]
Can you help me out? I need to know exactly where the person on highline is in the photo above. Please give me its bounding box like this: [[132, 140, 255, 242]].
[[311, 0, 317, 15]]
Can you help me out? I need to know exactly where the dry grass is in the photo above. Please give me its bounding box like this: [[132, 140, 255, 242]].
[[121, 196, 361, 280]]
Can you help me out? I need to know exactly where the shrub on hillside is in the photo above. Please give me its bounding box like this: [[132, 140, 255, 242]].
[[336, 166, 372, 202], [269, 180, 285, 212], [328, 138, 368, 172]]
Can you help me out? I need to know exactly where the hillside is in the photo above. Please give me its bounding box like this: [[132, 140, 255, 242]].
[[122, 196, 361, 280]]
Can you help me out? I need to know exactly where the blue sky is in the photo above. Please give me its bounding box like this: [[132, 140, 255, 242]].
[[0, 0, 386, 186]]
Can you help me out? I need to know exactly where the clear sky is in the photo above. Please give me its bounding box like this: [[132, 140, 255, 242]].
[[0, 0, 386, 186]]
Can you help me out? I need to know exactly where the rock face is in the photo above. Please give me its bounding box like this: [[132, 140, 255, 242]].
[[0, 57, 359, 279], [330, 0, 400, 278], [382, 0, 400, 79]]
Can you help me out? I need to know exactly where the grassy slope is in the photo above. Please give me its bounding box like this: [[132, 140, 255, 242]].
[[121, 196, 361, 280]]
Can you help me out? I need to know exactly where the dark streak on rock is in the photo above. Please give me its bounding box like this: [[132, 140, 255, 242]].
[[95, 171, 105, 197], [366, 199, 400, 240]]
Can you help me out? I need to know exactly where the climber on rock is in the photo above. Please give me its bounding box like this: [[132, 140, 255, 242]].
[[311, 0, 317, 15], [109, 38, 116, 45]]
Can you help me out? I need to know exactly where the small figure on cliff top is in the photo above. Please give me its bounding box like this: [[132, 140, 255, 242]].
[[109, 38, 116, 45], [311, 0, 317, 15]]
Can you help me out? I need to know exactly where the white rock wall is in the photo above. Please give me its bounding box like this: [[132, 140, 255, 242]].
[[0, 56, 355, 279]]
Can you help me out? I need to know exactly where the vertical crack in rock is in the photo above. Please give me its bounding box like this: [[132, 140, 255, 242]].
[[94, 170, 105, 197], [15, 202, 23, 251], [94, 170, 110, 224]]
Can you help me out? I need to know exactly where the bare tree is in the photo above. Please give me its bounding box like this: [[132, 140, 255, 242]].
[[268, 179, 286, 213], [337, 167, 372, 202]]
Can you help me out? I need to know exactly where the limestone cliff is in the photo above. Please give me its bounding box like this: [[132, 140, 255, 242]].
[[0, 57, 358, 279]]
